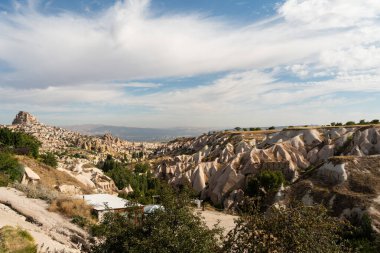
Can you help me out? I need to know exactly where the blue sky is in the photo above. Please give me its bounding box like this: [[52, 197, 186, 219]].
[[0, 0, 380, 128]]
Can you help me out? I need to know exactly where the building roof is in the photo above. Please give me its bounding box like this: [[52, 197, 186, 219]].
[[143, 204, 164, 214], [82, 194, 138, 211], [24, 166, 40, 180]]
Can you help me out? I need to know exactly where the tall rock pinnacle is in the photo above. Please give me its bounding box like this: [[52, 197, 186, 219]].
[[12, 111, 39, 125]]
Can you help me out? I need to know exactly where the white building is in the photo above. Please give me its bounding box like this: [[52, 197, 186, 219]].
[[81, 194, 143, 221]]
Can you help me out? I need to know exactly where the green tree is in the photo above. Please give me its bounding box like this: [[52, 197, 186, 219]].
[[268, 126, 275, 130], [246, 170, 285, 197], [223, 203, 349, 253], [40, 152, 58, 168], [345, 121, 356, 126], [0, 152, 24, 186], [370, 119, 379, 124], [343, 213, 380, 252], [134, 162, 150, 174], [0, 128, 41, 158], [91, 186, 222, 253], [106, 166, 135, 190], [101, 155, 122, 172]]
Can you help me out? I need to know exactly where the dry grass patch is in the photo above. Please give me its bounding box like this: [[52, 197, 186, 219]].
[[82, 163, 95, 169], [49, 198, 96, 226], [0, 226, 37, 253], [13, 183, 59, 202], [16, 156, 92, 194]]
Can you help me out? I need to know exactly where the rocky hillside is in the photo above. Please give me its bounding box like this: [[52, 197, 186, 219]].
[[1, 111, 160, 195], [153, 126, 380, 231], [6, 111, 159, 157]]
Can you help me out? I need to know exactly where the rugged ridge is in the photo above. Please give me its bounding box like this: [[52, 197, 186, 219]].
[[2, 111, 159, 194], [152, 126, 380, 230], [6, 111, 159, 158]]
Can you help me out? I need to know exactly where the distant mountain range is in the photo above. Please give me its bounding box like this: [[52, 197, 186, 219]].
[[63, 124, 213, 142]]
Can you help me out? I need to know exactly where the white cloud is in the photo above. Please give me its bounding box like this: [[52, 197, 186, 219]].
[[1, 0, 380, 127], [0, 0, 375, 88], [278, 0, 380, 29], [1, 69, 380, 127], [123, 82, 161, 88]]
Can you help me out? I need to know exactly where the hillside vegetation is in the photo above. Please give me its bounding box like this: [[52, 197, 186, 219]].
[[0, 226, 37, 253]]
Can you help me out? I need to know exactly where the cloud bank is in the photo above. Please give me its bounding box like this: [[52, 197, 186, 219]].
[[1, 0, 380, 127]]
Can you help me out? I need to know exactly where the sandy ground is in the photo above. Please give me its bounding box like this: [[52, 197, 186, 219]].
[[197, 209, 237, 235], [0, 187, 87, 253]]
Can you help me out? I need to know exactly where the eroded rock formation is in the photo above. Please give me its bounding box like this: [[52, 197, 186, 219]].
[[153, 125, 380, 226]]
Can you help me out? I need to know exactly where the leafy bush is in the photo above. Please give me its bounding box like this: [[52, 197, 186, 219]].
[[13, 183, 58, 202], [246, 170, 285, 197], [223, 203, 349, 253], [72, 215, 89, 228], [134, 162, 150, 174], [343, 213, 380, 252], [0, 128, 41, 158], [40, 152, 58, 168], [0, 152, 24, 186], [91, 186, 222, 253], [346, 121, 356, 126], [99, 154, 122, 172], [101, 156, 161, 204]]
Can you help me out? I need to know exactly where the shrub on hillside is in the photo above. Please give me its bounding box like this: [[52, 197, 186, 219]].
[[343, 213, 380, 252], [249, 127, 262, 131], [0, 226, 37, 253], [246, 170, 285, 197], [0, 152, 24, 186], [0, 128, 41, 158], [13, 183, 58, 202], [49, 198, 95, 226], [40, 152, 58, 168], [101, 156, 161, 204], [134, 162, 150, 174], [345, 121, 356, 126], [91, 185, 222, 253], [99, 154, 122, 172], [223, 203, 349, 252]]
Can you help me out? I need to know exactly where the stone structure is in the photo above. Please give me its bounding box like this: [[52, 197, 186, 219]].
[[21, 167, 40, 185]]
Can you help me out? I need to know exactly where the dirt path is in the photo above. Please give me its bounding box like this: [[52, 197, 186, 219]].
[[197, 209, 237, 235]]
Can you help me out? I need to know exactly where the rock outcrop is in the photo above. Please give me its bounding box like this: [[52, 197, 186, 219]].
[[5, 111, 160, 159], [153, 126, 380, 214], [2, 111, 162, 195], [12, 111, 39, 125], [0, 187, 89, 252], [289, 156, 380, 232]]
